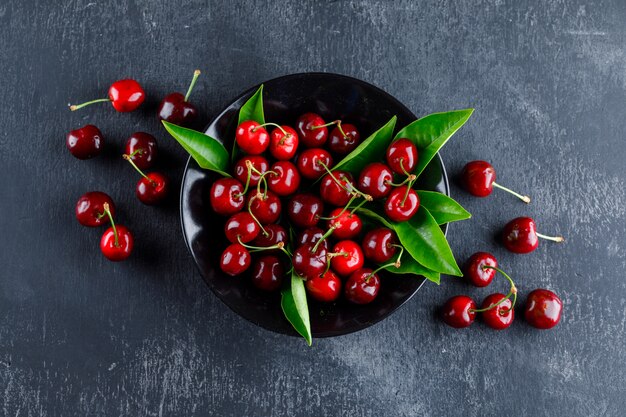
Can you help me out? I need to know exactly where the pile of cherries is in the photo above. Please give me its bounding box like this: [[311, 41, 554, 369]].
[[212, 113, 421, 304], [68, 71, 202, 261]]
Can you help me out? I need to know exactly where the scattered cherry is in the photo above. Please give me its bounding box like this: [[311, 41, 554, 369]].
[[362, 228, 398, 264], [157, 69, 201, 126], [251, 255, 284, 291], [330, 240, 364, 276], [464, 252, 498, 287], [75, 192, 115, 227], [328, 123, 360, 155], [66, 125, 104, 160], [268, 161, 300, 196], [480, 293, 514, 330], [358, 162, 393, 198], [99, 203, 133, 262], [441, 295, 476, 328], [386, 138, 417, 175], [344, 268, 380, 304], [210, 178, 245, 216], [70, 79, 145, 112], [224, 212, 260, 243], [319, 171, 354, 206], [123, 154, 168, 205], [269, 125, 299, 160], [246, 191, 281, 224], [296, 113, 328, 148], [305, 270, 342, 302], [235, 121, 270, 155], [462, 160, 531, 203], [297, 148, 333, 180], [503, 217, 564, 254], [293, 243, 327, 279], [124, 132, 158, 170], [287, 193, 324, 228], [524, 289, 562, 329], [327, 209, 362, 240], [384, 186, 420, 222]]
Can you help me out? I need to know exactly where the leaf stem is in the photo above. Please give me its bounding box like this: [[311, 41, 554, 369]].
[[492, 182, 531, 204], [184, 69, 201, 102]]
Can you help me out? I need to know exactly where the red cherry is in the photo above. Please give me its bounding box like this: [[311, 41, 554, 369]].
[[220, 243, 252, 276], [502, 217, 564, 254], [462, 160, 531, 203], [305, 270, 341, 302], [124, 132, 158, 170], [135, 172, 169, 205], [233, 156, 269, 187], [100, 225, 133, 262], [70, 79, 145, 113], [524, 289, 562, 329], [464, 252, 498, 287], [296, 227, 328, 251], [224, 212, 260, 243], [319, 171, 355, 206], [269, 125, 299, 160], [344, 268, 380, 304], [66, 125, 104, 160], [441, 295, 476, 328], [287, 193, 324, 228], [481, 293, 514, 330], [210, 178, 245, 216], [252, 224, 288, 252], [328, 123, 360, 155], [327, 209, 362, 240], [235, 121, 270, 155], [296, 112, 328, 148], [330, 240, 364, 276], [292, 243, 327, 280], [75, 192, 115, 227], [246, 191, 281, 224], [361, 228, 398, 264], [251, 255, 284, 291], [268, 161, 300, 196], [157, 70, 201, 126], [297, 148, 333, 180], [358, 163, 393, 198], [384, 186, 420, 222], [386, 138, 418, 175]]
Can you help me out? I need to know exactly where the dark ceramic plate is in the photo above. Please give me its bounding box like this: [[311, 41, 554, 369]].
[[180, 73, 449, 338]]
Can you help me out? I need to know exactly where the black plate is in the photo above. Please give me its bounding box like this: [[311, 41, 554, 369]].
[[180, 73, 449, 338]]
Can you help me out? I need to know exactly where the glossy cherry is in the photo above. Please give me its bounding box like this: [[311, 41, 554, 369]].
[[384, 186, 420, 222], [99, 203, 133, 262], [210, 178, 245, 216], [157, 69, 201, 126], [362, 228, 398, 264], [502, 217, 564, 254], [235, 121, 270, 155], [462, 160, 531, 203], [305, 270, 341, 302], [246, 191, 281, 224], [292, 243, 327, 279], [70, 79, 145, 112], [66, 125, 104, 159], [123, 154, 168, 205], [330, 240, 364, 276], [269, 125, 299, 160], [464, 252, 498, 287], [268, 161, 300, 196], [220, 243, 252, 276], [287, 193, 324, 228], [252, 224, 288, 252], [524, 289, 562, 329], [386, 138, 418, 175], [75, 191, 115, 227], [480, 293, 514, 330], [328, 123, 360, 155], [251, 255, 284, 291], [358, 163, 393, 199], [233, 156, 269, 187], [441, 295, 476, 328], [296, 112, 328, 148], [344, 268, 380, 304], [296, 227, 328, 251], [124, 132, 158, 170], [224, 212, 260, 243], [327, 209, 362, 240], [319, 171, 354, 206], [297, 148, 333, 180]]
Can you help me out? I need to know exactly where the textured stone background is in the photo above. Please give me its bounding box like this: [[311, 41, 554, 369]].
[[1, 1, 625, 416]]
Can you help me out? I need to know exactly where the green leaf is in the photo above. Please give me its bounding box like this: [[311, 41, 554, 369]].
[[384, 254, 440, 284], [395, 109, 474, 177], [162, 121, 231, 177], [416, 190, 471, 225], [332, 116, 397, 174], [232, 84, 266, 161], [280, 272, 312, 346]]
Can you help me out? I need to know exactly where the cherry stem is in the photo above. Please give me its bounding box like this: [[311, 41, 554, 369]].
[[349, 197, 370, 215], [386, 174, 416, 187], [400, 177, 416, 206], [399, 159, 413, 177], [102, 203, 119, 247], [311, 120, 340, 130], [318, 161, 371, 201], [254, 123, 287, 136], [312, 226, 336, 253], [536, 232, 565, 243], [184, 69, 201, 102], [368, 246, 404, 280], [69, 98, 110, 111], [129, 149, 144, 158], [324, 252, 348, 274], [492, 182, 531, 204], [237, 237, 289, 256], [470, 265, 517, 314], [123, 154, 156, 186], [247, 195, 269, 237]]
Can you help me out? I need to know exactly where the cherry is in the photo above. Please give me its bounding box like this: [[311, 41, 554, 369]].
[[268, 161, 300, 196], [358, 163, 393, 199], [224, 212, 260, 243], [441, 295, 476, 328], [99, 203, 133, 262], [269, 125, 299, 160], [210, 178, 245, 216], [292, 243, 327, 279], [462, 160, 531, 203], [305, 270, 341, 302], [233, 156, 269, 187], [481, 293, 514, 330], [70, 79, 145, 112], [124, 132, 158, 170], [327, 209, 362, 240], [66, 125, 104, 159], [502, 217, 564, 254], [362, 228, 398, 264], [328, 123, 360, 155], [296, 227, 329, 251], [220, 243, 251, 276], [235, 121, 270, 155], [319, 171, 355, 206], [330, 240, 364, 276], [252, 224, 288, 251], [464, 252, 498, 287], [524, 289, 562, 329], [123, 155, 168, 205], [384, 186, 420, 222], [296, 112, 328, 148], [344, 268, 380, 304], [297, 148, 333, 180], [157, 69, 201, 126], [246, 191, 281, 224], [75, 192, 115, 227], [287, 193, 324, 228], [386, 138, 418, 175], [251, 255, 284, 291]]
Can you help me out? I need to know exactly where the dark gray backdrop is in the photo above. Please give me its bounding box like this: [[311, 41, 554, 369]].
[[1, 1, 625, 416]]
